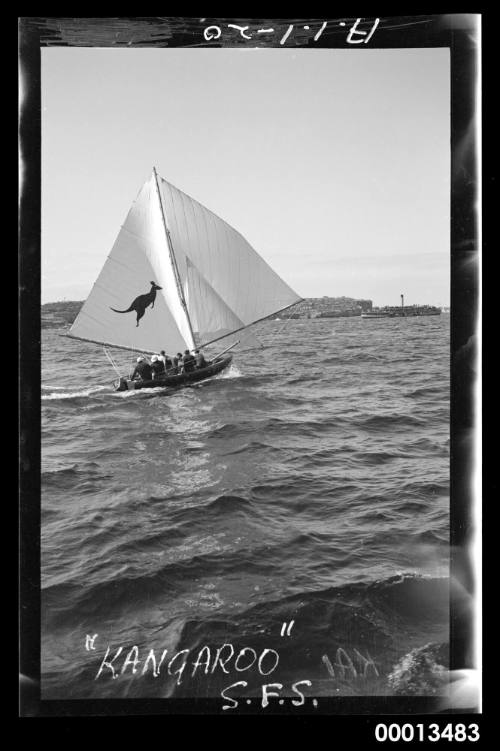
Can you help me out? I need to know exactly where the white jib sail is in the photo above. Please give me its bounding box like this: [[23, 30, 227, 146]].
[[68, 173, 195, 355], [157, 175, 302, 346]]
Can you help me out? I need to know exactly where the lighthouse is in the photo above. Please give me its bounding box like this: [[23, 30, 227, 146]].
[[401, 294, 405, 316]]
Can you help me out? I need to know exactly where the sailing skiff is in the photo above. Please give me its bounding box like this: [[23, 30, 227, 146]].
[[66, 168, 301, 391], [115, 354, 233, 392]]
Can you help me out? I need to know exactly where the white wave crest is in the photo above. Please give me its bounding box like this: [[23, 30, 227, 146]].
[[217, 365, 242, 379], [42, 385, 109, 400], [111, 386, 167, 398]]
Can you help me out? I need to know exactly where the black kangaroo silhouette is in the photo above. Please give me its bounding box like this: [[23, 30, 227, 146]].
[[110, 281, 162, 327]]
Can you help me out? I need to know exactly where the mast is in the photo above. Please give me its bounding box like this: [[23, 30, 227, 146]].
[[153, 166, 196, 348]]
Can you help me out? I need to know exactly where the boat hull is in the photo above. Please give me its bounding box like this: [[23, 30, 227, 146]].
[[116, 354, 233, 391]]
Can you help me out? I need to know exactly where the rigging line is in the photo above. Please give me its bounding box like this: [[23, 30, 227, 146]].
[[129, 337, 136, 379], [271, 305, 297, 342], [103, 346, 121, 378], [265, 312, 290, 352]]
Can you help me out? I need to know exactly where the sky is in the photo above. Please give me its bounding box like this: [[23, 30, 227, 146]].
[[40, 47, 450, 306]]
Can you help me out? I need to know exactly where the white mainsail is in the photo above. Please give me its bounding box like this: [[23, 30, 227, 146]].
[[69, 169, 301, 354]]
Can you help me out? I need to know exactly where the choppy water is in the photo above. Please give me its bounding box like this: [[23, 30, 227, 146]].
[[41, 315, 450, 701]]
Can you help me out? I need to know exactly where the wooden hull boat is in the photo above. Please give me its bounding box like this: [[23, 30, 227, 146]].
[[115, 354, 232, 391]]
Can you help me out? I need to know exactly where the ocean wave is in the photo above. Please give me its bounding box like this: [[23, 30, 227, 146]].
[[400, 480, 449, 498], [41, 316, 451, 699], [388, 642, 448, 695], [356, 414, 425, 430], [221, 440, 281, 457], [349, 450, 401, 465], [166, 574, 450, 697], [345, 352, 384, 362], [208, 415, 347, 441], [136, 493, 255, 525], [204, 494, 254, 515], [406, 386, 447, 399], [215, 365, 242, 379], [41, 462, 112, 490], [43, 548, 277, 623], [285, 374, 324, 384], [222, 572, 450, 620]]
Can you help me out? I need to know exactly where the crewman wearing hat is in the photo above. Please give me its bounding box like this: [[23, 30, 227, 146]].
[[150, 354, 165, 380], [130, 356, 152, 381]]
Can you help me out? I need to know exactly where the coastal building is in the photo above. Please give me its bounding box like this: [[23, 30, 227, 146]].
[[282, 296, 373, 319]]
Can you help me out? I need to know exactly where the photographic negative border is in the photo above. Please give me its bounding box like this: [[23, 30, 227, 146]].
[[19, 14, 481, 718]]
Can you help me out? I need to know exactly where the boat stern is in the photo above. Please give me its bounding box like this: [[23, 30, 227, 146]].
[[115, 377, 137, 391]]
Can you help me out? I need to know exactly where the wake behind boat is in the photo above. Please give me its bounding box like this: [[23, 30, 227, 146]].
[[66, 168, 302, 391]]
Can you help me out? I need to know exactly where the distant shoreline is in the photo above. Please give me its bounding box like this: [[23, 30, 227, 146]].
[[41, 298, 448, 330]]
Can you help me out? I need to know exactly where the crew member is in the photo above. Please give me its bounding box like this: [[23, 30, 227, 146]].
[[173, 352, 183, 373], [159, 350, 173, 372], [194, 349, 207, 369], [131, 356, 152, 381], [182, 349, 196, 373], [150, 355, 165, 380]]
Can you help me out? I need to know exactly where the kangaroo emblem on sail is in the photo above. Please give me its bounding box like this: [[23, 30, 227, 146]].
[[110, 281, 162, 327]]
